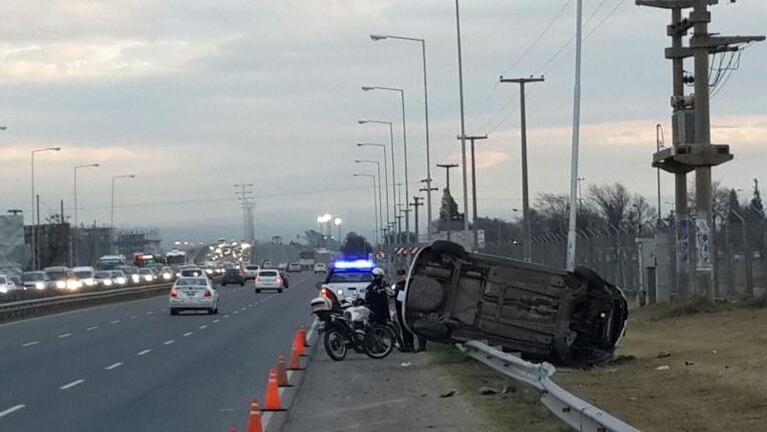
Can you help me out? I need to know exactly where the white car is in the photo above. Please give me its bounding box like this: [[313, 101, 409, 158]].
[[317, 260, 374, 300], [254, 269, 284, 294], [169, 276, 219, 315], [313, 263, 328, 274], [0, 274, 18, 294], [73, 266, 97, 288], [288, 262, 302, 273], [243, 264, 260, 280]]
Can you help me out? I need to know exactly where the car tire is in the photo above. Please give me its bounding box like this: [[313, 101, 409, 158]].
[[430, 240, 467, 258], [222, 282, 227, 287], [214, 306, 219, 314], [278, 288, 283, 293], [170, 308, 179, 316], [207, 308, 214, 315], [255, 289, 261, 294], [240, 282, 244, 286]]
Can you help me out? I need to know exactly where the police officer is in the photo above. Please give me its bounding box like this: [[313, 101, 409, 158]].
[[364, 267, 389, 325], [393, 269, 415, 352]]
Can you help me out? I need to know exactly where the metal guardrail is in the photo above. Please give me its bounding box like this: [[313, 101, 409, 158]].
[[458, 340, 640, 432], [0, 283, 172, 319]]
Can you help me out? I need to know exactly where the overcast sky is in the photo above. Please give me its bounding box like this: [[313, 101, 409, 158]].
[[1, 0, 765, 244]]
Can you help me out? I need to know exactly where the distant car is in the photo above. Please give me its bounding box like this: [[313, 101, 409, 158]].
[[288, 262, 302, 273], [118, 266, 142, 285], [180, 268, 205, 278], [94, 271, 115, 288], [243, 264, 260, 280], [72, 266, 97, 288], [169, 276, 219, 315], [158, 266, 175, 282], [262, 260, 273, 268], [138, 268, 156, 283], [221, 268, 245, 286], [318, 260, 374, 300], [21, 271, 50, 291], [0, 274, 18, 294], [254, 269, 284, 294], [44, 266, 82, 291], [110, 270, 128, 286], [313, 263, 328, 274]]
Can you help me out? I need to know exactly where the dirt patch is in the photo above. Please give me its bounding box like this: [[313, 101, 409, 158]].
[[428, 345, 569, 432], [559, 302, 767, 431]]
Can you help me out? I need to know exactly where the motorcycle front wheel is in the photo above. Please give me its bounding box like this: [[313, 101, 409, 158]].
[[324, 328, 348, 361], [363, 324, 395, 359]]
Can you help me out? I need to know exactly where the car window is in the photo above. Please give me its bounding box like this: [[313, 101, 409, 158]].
[[22, 272, 45, 282], [46, 271, 68, 280], [74, 271, 92, 278], [259, 270, 278, 277], [327, 271, 372, 283], [139, 269, 152, 274], [176, 278, 207, 287], [111, 271, 125, 277], [95, 272, 111, 278]]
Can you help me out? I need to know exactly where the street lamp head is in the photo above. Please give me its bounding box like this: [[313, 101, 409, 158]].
[[357, 120, 368, 125], [370, 34, 387, 41], [353, 160, 362, 163], [361, 86, 373, 92], [52, 147, 61, 151], [93, 163, 100, 167], [334, 218, 342, 226]]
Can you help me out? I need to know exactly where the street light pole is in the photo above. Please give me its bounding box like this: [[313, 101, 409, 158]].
[[31, 146, 62, 269], [458, 134, 487, 251], [358, 120, 398, 244], [111, 174, 136, 229], [361, 87, 410, 242], [453, 0, 470, 234], [370, 34, 433, 241]]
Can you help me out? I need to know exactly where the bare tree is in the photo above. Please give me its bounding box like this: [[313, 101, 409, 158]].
[[628, 194, 657, 229], [588, 183, 631, 227]]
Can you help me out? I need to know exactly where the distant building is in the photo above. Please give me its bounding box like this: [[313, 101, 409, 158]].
[[115, 229, 162, 257]]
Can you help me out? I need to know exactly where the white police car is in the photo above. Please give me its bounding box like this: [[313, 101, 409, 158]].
[[316, 259, 375, 300]]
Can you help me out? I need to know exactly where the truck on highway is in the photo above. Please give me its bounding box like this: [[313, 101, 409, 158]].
[[97, 255, 127, 270], [298, 250, 315, 270], [166, 249, 187, 266]]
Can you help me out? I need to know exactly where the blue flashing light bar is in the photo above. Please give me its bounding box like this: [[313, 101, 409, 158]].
[[333, 259, 375, 270]]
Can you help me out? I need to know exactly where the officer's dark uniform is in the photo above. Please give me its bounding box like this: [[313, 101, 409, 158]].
[[393, 278, 415, 351], [364, 277, 389, 325]]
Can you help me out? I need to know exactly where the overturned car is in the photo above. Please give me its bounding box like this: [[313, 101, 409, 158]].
[[403, 241, 628, 366]]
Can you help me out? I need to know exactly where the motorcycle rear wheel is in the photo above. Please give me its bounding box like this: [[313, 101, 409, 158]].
[[363, 324, 395, 359], [324, 329, 348, 361]]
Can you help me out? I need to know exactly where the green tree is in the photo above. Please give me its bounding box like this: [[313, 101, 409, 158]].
[[340, 232, 373, 258]]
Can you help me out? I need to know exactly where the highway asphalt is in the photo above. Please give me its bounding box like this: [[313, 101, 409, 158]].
[[0, 271, 321, 431]]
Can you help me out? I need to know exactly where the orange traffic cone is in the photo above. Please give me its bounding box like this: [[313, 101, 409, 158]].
[[287, 345, 304, 371], [262, 369, 285, 412], [294, 331, 307, 357], [299, 325, 310, 347], [246, 397, 264, 432], [276, 354, 292, 387], [229, 428, 237, 432]]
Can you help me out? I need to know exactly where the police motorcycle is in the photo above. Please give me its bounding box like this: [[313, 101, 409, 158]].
[[311, 287, 396, 361]]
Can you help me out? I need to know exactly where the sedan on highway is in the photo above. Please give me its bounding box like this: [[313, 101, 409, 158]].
[[313, 263, 327, 274], [44, 266, 82, 291], [21, 271, 51, 291], [94, 271, 116, 288], [138, 268, 156, 283], [73, 266, 97, 288], [169, 276, 219, 315], [0, 274, 18, 294], [254, 269, 284, 294], [110, 270, 128, 286], [243, 264, 259, 280], [288, 262, 302, 273]]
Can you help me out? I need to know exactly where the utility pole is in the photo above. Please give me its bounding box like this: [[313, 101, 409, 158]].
[[437, 163, 459, 242], [412, 196, 424, 244], [639, 0, 763, 299], [500, 76, 544, 262], [577, 177, 586, 206], [458, 134, 487, 251], [234, 184, 256, 258], [453, 0, 470, 234], [419, 179, 438, 241]]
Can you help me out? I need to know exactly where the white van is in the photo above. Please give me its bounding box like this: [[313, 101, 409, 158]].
[[72, 266, 97, 287]]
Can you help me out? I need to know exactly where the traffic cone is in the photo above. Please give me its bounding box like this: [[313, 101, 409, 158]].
[[262, 369, 285, 412], [246, 397, 264, 432], [229, 428, 237, 432], [299, 325, 310, 347], [276, 354, 292, 387], [287, 345, 304, 371], [294, 331, 307, 357]]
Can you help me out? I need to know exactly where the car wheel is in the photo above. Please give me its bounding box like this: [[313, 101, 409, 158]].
[[207, 308, 214, 315], [430, 240, 467, 258], [278, 289, 283, 294], [240, 282, 244, 286], [214, 306, 219, 314], [170, 308, 178, 316], [255, 289, 261, 294], [222, 282, 227, 287]]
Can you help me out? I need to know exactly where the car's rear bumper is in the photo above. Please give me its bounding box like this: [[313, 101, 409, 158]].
[[254, 284, 282, 290], [403, 241, 628, 366], [169, 299, 216, 309]]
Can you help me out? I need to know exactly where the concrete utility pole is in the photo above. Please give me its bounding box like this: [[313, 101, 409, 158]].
[[458, 134, 487, 251], [412, 196, 424, 244], [453, 0, 470, 234], [566, 0, 584, 272], [500, 76, 544, 262], [639, 0, 763, 299], [437, 163, 459, 242], [419, 179, 438, 240], [234, 184, 255, 250]]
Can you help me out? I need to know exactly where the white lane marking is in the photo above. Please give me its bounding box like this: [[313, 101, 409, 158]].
[[0, 404, 25, 419], [240, 307, 246, 311], [212, 319, 220, 323], [232, 310, 239, 315], [137, 349, 151, 356], [59, 379, 85, 390], [146, 311, 154, 315], [130, 315, 137, 319], [21, 341, 39, 347], [86, 326, 98, 331], [57, 333, 72, 339], [223, 315, 230, 319], [110, 320, 120, 325], [163, 339, 175, 345], [105, 362, 123, 370], [183, 332, 193, 337], [248, 303, 253, 307], [198, 325, 207, 330]]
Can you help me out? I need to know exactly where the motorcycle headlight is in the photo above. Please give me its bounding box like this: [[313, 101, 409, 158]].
[[35, 281, 46, 290]]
